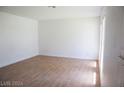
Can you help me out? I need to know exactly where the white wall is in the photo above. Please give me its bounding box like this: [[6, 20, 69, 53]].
[[0, 12, 39, 67], [120, 10, 124, 57], [101, 7, 124, 86], [39, 17, 100, 59]]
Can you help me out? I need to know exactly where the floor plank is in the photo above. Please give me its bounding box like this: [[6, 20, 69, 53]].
[[0, 55, 100, 87]]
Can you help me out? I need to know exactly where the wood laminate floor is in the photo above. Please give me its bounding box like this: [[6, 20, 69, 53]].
[[0, 55, 100, 87]]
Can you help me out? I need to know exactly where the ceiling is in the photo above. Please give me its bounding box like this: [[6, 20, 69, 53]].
[[0, 6, 102, 20]]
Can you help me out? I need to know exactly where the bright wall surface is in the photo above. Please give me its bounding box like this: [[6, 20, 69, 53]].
[[39, 17, 100, 59], [0, 12, 39, 67]]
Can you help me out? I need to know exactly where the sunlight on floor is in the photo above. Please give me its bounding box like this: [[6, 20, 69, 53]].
[[93, 72, 97, 85]]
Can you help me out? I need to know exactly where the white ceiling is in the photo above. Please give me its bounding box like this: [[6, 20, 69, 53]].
[[0, 6, 102, 20]]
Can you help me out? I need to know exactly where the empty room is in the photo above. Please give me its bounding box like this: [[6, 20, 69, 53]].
[[0, 6, 124, 87]]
